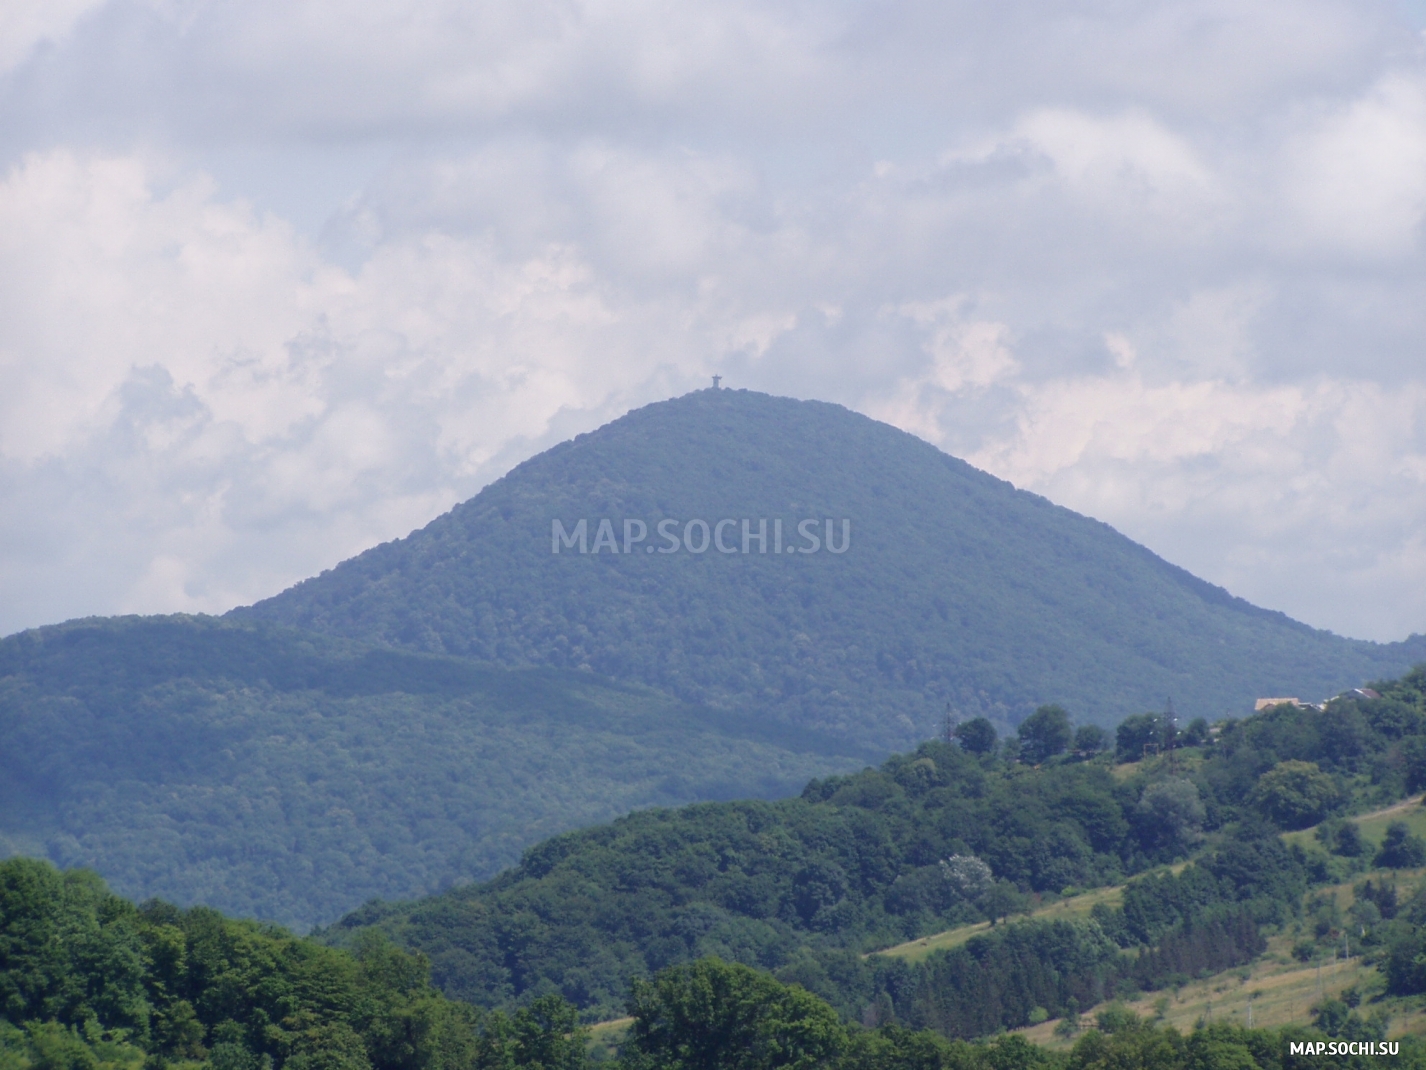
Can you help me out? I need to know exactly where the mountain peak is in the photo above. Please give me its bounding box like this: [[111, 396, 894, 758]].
[[235, 391, 1424, 748]]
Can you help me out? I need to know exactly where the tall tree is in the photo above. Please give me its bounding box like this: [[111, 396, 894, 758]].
[[953, 718, 997, 755], [1018, 706, 1073, 765], [624, 958, 846, 1070]]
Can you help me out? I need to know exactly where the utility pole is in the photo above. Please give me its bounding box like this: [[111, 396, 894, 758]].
[[1165, 697, 1178, 771], [943, 704, 956, 746]]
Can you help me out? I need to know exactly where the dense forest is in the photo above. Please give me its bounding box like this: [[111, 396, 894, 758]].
[[236, 389, 1426, 747], [10, 389, 1426, 937], [6, 668, 1426, 1063], [0, 856, 590, 1070], [2, 857, 1422, 1070], [323, 665, 1426, 1036], [10, 396, 1426, 1067], [612, 956, 1424, 1068], [0, 617, 863, 929]]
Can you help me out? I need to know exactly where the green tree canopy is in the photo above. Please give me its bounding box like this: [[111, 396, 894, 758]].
[[625, 958, 846, 1070], [0, 858, 578, 1070], [1018, 705, 1073, 765], [953, 718, 997, 755], [1251, 760, 1342, 829], [1375, 821, 1426, 868], [1136, 778, 1204, 850], [1115, 713, 1163, 762], [1072, 724, 1108, 756]]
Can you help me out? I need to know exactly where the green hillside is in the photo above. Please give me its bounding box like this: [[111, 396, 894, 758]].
[[235, 389, 1426, 750], [0, 856, 592, 1070], [0, 616, 865, 930], [7, 857, 1405, 1070], [323, 667, 1426, 1031]]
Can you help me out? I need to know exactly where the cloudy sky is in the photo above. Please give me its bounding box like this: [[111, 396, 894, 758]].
[[2, 0, 1426, 643]]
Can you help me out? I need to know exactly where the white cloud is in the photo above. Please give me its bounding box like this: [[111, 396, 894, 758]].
[[0, 146, 797, 627], [0, 152, 337, 461], [0, 0, 104, 74], [1013, 109, 1216, 208], [3, 0, 1426, 643], [957, 367, 1426, 641], [867, 300, 1020, 442], [1281, 72, 1426, 257]]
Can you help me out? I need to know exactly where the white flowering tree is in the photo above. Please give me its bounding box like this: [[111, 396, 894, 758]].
[[939, 855, 993, 900]]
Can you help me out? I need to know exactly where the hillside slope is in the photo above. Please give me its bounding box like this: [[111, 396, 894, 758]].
[[238, 389, 1425, 748], [322, 668, 1426, 1030], [0, 615, 865, 929]]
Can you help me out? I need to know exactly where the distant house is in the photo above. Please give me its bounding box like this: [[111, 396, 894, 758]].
[[1253, 687, 1380, 713], [1254, 697, 1303, 711]]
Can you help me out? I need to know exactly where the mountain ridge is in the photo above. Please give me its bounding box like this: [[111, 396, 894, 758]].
[[234, 389, 1426, 748], [0, 613, 865, 928]]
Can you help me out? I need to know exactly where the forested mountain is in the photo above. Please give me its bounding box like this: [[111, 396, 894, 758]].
[[237, 389, 1426, 749], [7, 388, 1426, 977], [325, 667, 1426, 1033], [0, 616, 864, 929]]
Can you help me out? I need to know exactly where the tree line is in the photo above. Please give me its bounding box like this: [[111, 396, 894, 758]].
[[4, 860, 1422, 1070], [0, 856, 585, 1070], [327, 665, 1426, 1027]]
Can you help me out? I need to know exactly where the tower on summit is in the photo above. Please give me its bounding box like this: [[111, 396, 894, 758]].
[[712, 375, 722, 389]]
